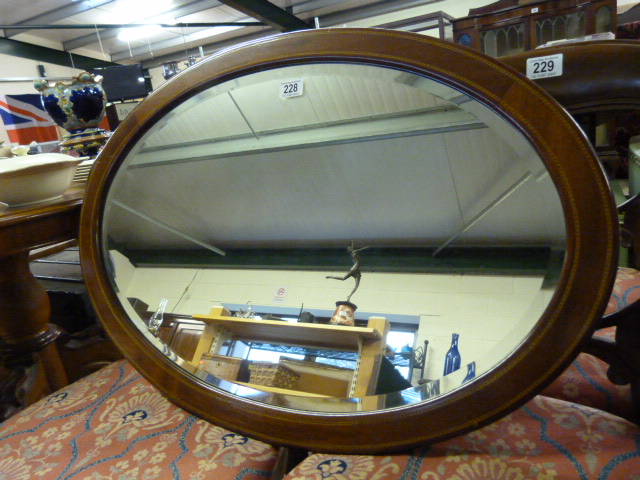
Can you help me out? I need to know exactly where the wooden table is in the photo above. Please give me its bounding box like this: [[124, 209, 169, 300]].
[[0, 186, 84, 420]]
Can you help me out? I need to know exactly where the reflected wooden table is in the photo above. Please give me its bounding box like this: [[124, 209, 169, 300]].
[[0, 187, 84, 420]]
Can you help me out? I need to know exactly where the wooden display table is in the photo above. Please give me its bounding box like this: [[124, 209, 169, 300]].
[[0, 187, 84, 419], [192, 306, 389, 397]]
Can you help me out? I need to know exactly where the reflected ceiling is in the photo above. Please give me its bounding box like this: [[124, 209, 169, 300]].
[[105, 64, 564, 258]]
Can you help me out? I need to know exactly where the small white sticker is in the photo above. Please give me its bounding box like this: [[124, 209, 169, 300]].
[[280, 79, 304, 98], [526, 53, 563, 80], [531, 7, 539, 13], [114, 102, 138, 120]]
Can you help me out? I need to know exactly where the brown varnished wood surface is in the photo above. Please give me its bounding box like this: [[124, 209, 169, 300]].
[[192, 314, 381, 351], [0, 187, 84, 258], [0, 186, 83, 418], [79, 29, 618, 453], [500, 40, 640, 114]]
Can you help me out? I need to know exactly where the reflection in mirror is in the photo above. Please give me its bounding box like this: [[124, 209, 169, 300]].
[[101, 63, 565, 412]]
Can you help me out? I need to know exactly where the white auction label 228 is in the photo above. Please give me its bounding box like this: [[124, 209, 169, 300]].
[[280, 79, 304, 98]]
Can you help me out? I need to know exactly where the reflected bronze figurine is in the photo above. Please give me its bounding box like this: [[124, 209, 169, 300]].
[[326, 241, 370, 302]]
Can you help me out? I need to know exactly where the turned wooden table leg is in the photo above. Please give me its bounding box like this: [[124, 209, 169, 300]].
[[0, 251, 68, 419]]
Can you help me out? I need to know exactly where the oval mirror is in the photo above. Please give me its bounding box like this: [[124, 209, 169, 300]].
[[80, 29, 618, 453]]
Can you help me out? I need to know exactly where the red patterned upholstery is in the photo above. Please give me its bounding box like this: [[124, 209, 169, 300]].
[[541, 330, 635, 423], [605, 267, 640, 315], [0, 360, 278, 480], [283, 395, 640, 479], [1, 325, 639, 479]]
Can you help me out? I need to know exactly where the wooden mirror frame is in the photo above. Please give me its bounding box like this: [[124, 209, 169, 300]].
[[79, 28, 618, 453]]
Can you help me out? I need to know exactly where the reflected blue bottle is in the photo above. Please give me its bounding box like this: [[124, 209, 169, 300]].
[[443, 333, 462, 375], [462, 361, 476, 383]]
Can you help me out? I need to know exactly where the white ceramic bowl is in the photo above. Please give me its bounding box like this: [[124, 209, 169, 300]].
[[0, 153, 83, 207]]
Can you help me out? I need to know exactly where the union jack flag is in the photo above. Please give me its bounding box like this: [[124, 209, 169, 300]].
[[0, 94, 59, 144]]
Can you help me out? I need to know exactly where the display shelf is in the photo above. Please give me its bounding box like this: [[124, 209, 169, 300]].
[[192, 306, 389, 397], [192, 313, 381, 351]]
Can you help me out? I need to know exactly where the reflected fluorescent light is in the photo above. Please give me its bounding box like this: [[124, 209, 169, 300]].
[[118, 25, 163, 42]]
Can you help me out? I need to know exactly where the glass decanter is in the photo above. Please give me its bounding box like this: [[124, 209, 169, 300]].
[[148, 298, 168, 336]]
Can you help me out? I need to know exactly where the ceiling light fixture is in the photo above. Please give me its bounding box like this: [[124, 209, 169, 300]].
[[117, 25, 163, 42]]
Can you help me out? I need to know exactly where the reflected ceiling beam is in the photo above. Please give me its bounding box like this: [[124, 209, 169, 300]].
[[131, 108, 484, 167], [217, 0, 311, 31], [432, 172, 533, 257], [124, 246, 553, 273], [112, 200, 226, 256], [63, 0, 227, 52], [4, 0, 117, 38]]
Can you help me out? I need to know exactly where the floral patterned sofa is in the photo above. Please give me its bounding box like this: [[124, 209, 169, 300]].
[[2, 272, 640, 480]]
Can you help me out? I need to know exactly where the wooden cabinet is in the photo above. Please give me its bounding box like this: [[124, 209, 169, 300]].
[[156, 318, 204, 363], [130, 299, 205, 363], [192, 306, 389, 397], [451, 0, 616, 57]]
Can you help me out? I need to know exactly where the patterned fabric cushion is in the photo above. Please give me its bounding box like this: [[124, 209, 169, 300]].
[[2, 346, 637, 480], [0, 360, 278, 480], [283, 395, 640, 480], [541, 328, 635, 423], [606, 267, 640, 314]]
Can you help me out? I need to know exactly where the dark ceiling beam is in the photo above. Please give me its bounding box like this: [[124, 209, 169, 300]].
[[112, 0, 312, 62], [63, 0, 229, 51], [113, 26, 265, 63], [0, 37, 118, 70], [136, 0, 446, 68], [0, 23, 264, 30], [137, 28, 273, 67], [0, 23, 265, 65], [217, 0, 311, 31], [4, 0, 118, 38], [314, 0, 445, 27]]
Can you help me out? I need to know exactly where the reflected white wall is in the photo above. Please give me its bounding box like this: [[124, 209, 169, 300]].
[[112, 255, 545, 383]]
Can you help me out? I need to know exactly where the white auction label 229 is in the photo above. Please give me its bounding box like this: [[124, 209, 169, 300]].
[[526, 54, 563, 80]]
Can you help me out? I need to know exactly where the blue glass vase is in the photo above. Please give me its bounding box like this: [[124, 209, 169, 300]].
[[443, 333, 461, 375], [462, 361, 476, 383]]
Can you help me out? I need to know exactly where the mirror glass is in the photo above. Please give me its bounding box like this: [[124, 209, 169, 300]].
[[101, 62, 565, 412]]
